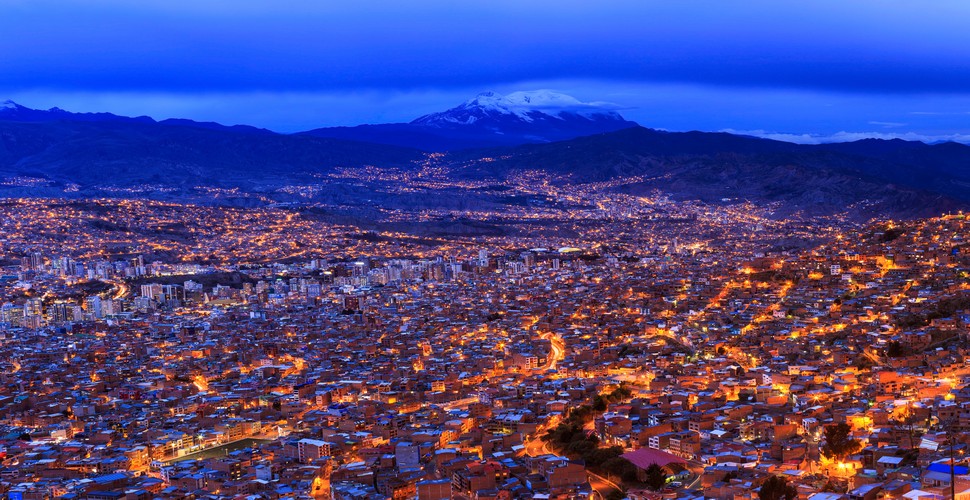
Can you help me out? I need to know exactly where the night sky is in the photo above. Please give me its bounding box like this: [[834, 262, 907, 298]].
[[4, 1, 970, 142]]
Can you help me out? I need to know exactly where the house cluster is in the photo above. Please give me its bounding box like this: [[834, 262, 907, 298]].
[[0, 202, 968, 500]]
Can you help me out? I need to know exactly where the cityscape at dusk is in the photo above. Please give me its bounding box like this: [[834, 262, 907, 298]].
[[2, 2, 970, 500]]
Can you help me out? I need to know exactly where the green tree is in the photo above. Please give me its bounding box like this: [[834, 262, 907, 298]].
[[567, 405, 595, 425], [584, 446, 623, 468], [609, 386, 632, 401], [821, 422, 862, 462], [644, 463, 667, 491], [606, 489, 626, 500], [886, 340, 906, 358], [601, 457, 640, 483], [567, 439, 597, 456], [593, 395, 608, 412], [890, 405, 919, 452], [758, 475, 797, 500]]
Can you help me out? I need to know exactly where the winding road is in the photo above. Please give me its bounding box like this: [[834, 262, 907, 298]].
[[539, 332, 565, 371]]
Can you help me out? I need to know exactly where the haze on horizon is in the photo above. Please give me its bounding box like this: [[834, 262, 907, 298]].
[[4, 0, 970, 144]]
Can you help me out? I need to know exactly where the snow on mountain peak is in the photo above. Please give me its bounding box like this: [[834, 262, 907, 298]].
[[412, 90, 625, 126], [410, 90, 630, 130], [464, 90, 616, 115], [1, 100, 19, 110]]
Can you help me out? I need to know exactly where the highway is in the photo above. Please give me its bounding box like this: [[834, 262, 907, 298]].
[[684, 459, 706, 490], [862, 346, 889, 367], [103, 278, 130, 300], [539, 331, 565, 371], [438, 396, 481, 411], [587, 470, 622, 500], [525, 332, 622, 499], [523, 421, 553, 457], [652, 330, 695, 355], [523, 420, 621, 500]]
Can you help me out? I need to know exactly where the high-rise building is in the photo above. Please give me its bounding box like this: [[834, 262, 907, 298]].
[[24, 298, 43, 318], [84, 296, 103, 319], [141, 284, 163, 301]]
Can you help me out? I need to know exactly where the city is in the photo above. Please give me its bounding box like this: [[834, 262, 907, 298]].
[[4, 3, 970, 500], [0, 185, 967, 500]]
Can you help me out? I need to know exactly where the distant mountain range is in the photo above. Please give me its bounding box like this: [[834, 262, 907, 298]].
[[455, 127, 970, 218], [300, 90, 638, 150], [0, 99, 374, 192], [1, 99, 272, 134], [2, 94, 970, 219]]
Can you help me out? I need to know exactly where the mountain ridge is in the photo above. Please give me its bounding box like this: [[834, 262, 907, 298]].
[[2, 98, 970, 220], [411, 90, 628, 126], [0, 99, 274, 135], [0, 115, 424, 191], [448, 126, 970, 218], [301, 90, 638, 150]]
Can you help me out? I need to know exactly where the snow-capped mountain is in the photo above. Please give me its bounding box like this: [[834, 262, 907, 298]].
[[411, 90, 631, 128], [3, 96, 970, 220], [302, 91, 638, 150]]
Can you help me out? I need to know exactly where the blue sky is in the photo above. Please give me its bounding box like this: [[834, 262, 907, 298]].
[[3, 0, 970, 141]]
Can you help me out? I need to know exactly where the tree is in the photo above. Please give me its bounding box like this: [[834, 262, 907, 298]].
[[609, 386, 632, 401], [593, 395, 608, 412], [606, 489, 626, 500], [890, 405, 919, 452], [853, 355, 874, 369], [567, 405, 596, 425], [821, 479, 848, 493], [886, 340, 906, 358], [601, 456, 640, 483], [758, 475, 797, 500], [584, 446, 623, 468], [821, 422, 862, 462], [643, 463, 667, 491], [567, 439, 597, 456]]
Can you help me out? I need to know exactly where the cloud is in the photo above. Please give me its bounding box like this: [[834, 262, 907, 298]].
[[4, 2, 970, 95], [470, 90, 628, 116], [908, 111, 970, 116], [867, 121, 906, 128], [721, 129, 970, 145]]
